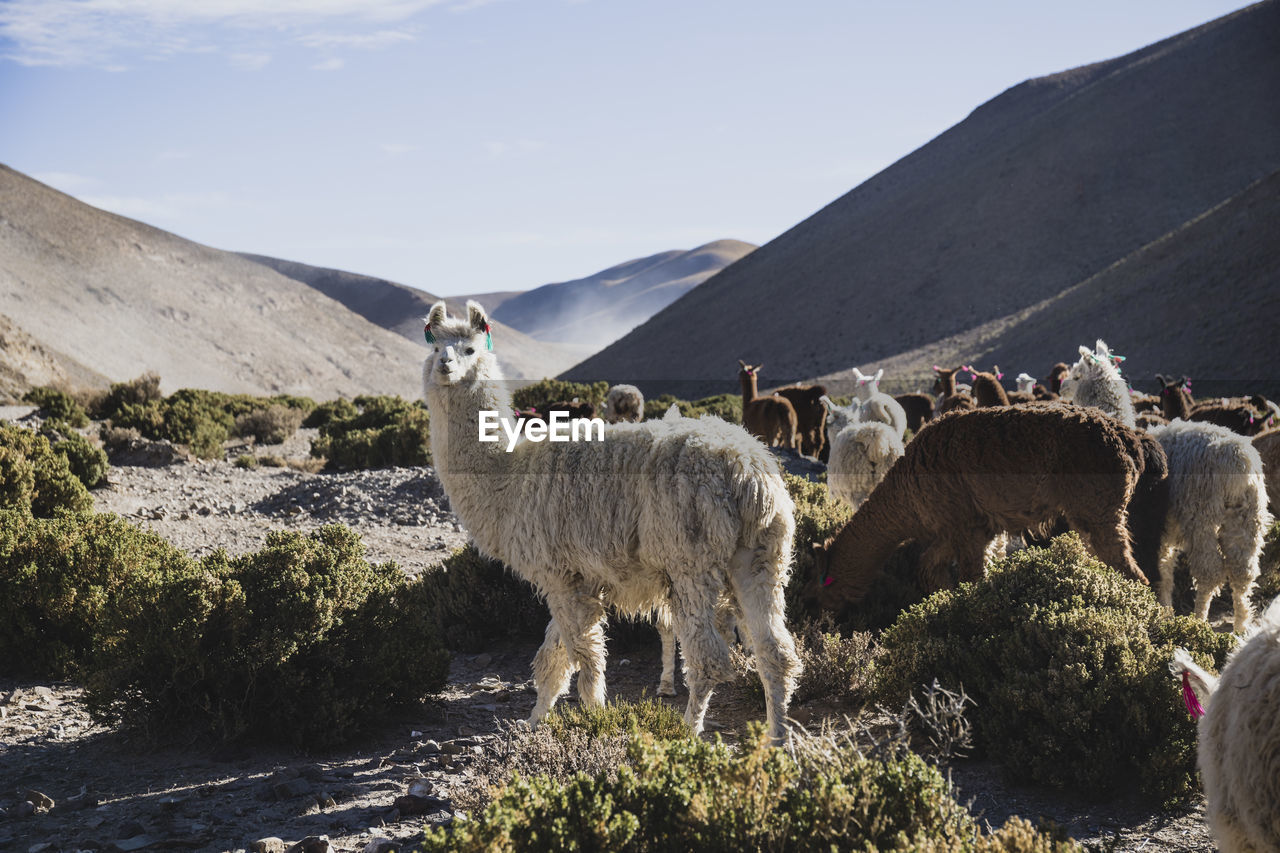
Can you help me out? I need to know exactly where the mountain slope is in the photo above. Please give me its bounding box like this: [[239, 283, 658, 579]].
[[563, 1, 1280, 396], [240, 254, 587, 380], [486, 240, 755, 349], [0, 165, 426, 399]]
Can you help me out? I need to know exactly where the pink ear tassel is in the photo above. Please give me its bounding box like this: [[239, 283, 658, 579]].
[[1182, 671, 1205, 720], [993, 366, 1004, 380], [932, 364, 942, 372]]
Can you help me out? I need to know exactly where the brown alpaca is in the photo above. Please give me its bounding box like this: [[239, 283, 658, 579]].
[[738, 361, 798, 450], [810, 406, 1163, 607], [894, 393, 934, 432], [932, 365, 975, 415], [1131, 394, 1162, 415], [1046, 363, 1070, 395], [1157, 375, 1273, 436], [775, 384, 827, 458], [964, 365, 1010, 407], [1253, 429, 1280, 512]]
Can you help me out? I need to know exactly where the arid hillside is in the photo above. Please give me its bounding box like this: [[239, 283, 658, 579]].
[[564, 1, 1280, 397]]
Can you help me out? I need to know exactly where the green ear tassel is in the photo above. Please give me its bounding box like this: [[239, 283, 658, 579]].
[[486, 331, 493, 351], [424, 324, 435, 344]]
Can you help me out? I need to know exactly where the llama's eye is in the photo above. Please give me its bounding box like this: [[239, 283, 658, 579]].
[[434, 346, 440, 353], [465, 347, 475, 355]]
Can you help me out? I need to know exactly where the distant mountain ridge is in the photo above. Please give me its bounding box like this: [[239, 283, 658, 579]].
[[0, 164, 428, 399], [483, 240, 755, 349], [240, 254, 589, 380], [563, 1, 1280, 398]]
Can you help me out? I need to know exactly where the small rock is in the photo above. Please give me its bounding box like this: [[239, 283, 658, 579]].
[[28, 842, 55, 852], [393, 794, 452, 817], [361, 840, 398, 853], [472, 653, 492, 669], [315, 791, 337, 810], [457, 725, 478, 737], [407, 779, 434, 798], [285, 835, 335, 853], [419, 740, 440, 754], [117, 819, 147, 838], [439, 741, 463, 756], [13, 801, 35, 818], [250, 838, 288, 853], [22, 790, 54, 813], [271, 778, 313, 801]]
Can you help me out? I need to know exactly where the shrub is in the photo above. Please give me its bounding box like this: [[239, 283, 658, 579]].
[[0, 423, 93, 516], [417, 724, 1077, 852], [41, 422, 109, 488], [234, 454, 259, 469], [234, 404, 304, 445], [301, 398, 358, 429], [95, 371, 163, 420], [416, 545, 546, 650], [541, 697, 690, 743], [642, 393, 743, 423], [310, 395, 431, 470], [84, 524, 450, 746], [0, 510, 197, 678], [1250, 519, 1280, 614], [22, 386, 90, 427], [512, 379, 609, 412], [876, 534, 1236, 804]]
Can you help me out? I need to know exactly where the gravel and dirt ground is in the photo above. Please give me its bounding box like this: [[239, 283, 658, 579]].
[[0, 412, 1219, 851]]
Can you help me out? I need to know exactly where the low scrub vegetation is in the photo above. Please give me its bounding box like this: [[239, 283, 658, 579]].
[[22, 385, 90, 427], [416, 544, 547, 650], [0, 423, 94, 516], [419, 724, 1077, 852], [512, 379, 610, 413], [642, 392, 743, 423], [39, 421, 109, 488], [876, 533, 1236, 804], [309, 394, 431, 469]]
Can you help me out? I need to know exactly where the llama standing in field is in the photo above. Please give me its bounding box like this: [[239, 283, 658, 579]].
[[775, 384, 828, 459], [810, 406, 1163, 607], [1045, 362, 1070, 395], [932, 365, 975, 414], [1254, 428, 1280, 512], [1147, 419, 1269, 632], [1174, 596, 1280, 853], [894, 392, 934, 432], [738, 361, 799, 451], [850, 367, 908, 438], [603, 384, 645, 424], [425, 302, 800, 739], [820, 396, 904, 509], [964, 365, 1010, 407], [1059, 340, 1136, 427]]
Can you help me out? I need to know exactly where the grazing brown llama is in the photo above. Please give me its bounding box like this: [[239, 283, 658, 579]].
[[894, 392, 935, 432], [1254, 428, 1280, 512], [964, 364, 1010, 407], [932, 365, 975, 414], [810, 406, 1164, 607], [1156, 375, 1275, 436], [775, 384, 828, 458], [738, 361, 799, 450]]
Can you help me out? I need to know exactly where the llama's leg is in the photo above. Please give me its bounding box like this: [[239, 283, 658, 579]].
[[727, 541, 800, 744], [1218, 521, 1262, 633], [529, 618, 574, 726], [918, 541, 957, 593], [1187, 529, 1224, 623], [670, 575, 736, 736], [561, 592, 608, 709], [1071, 509, 1144, 583], [1156, 543, 1178, 611], [655, 605, 678, 697]]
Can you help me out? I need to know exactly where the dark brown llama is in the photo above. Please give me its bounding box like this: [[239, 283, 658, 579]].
[[964, 365, 1010, 407], [894, 393, 934, 432], [810, 405, 1164, 607], [738, 361, 799, 450], [775, 384, 828, 458]]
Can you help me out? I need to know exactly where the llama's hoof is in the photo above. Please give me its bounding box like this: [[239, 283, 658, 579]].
[[657, 683, 678, 697]]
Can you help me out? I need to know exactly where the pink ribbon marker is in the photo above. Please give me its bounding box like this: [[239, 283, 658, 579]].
[[1182, 671, 1205, 720]]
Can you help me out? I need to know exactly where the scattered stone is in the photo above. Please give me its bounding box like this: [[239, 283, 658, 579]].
[[472, 653, 492, 669], [418, 740, 440, 754], [250, 838, 288, 853], [22, 790, 54, 813], [271, 778, 313, 801], [13, 801, 35, 818], [438, 741, 463, 756], [117, 820, 147, 838], [361, 839, 398, 853], [285, 835, 336, 853], [406, 779, 434, 799], [393, 795, 451, 817]]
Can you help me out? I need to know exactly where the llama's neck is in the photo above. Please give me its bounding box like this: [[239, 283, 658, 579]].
[[824, 478, 915, 604], [1162, 388, 1192, 420], [740, 372, 759, 406], [937, 372, 957, 396], [426, 373, 517, 555]]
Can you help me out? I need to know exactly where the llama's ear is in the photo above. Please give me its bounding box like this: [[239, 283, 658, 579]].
[[738, 359, 748, 370], [873, 369, 884, 383], [425, 301, 448, 342], [1095, 339, 1109, 356], [1078, 345, 1092, 359], [1155, 373, 1167, 386], [466, 300, 489, 333], [819, 395, 833, 410]]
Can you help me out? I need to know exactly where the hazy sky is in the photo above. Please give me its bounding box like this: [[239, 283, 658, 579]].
[[1, 0, 1249, 296]]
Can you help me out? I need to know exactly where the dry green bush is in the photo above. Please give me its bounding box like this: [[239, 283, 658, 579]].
[[40, 421, 109, 488], [0, 423, 93, 516], [22, 386, 89, 427], [310, 395, 431, 469], [642, 393, 744, 423], [512, 379, 610, 412], [417, 545, 546, 650], [84, 524, 450, 746], [235, 403, 305, 445], [417, 723, 1078, 852], [876, 534, 1237, 804]]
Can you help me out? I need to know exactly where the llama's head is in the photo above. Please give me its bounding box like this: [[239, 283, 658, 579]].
[[1060, 344, 1123, 403], [422, 300, 499, 388], [820, 395, 861, 433], [1045, 362, 1070, 394], [1015, 373, 1035, 394], [931, 365, 962, 396], [738, 360, 763, 383], [851, 367, 884, 401]]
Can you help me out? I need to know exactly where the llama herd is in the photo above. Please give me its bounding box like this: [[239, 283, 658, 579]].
[[421, 305, 1277, 852]]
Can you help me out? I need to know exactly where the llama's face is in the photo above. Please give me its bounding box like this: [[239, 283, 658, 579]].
[[423, 300, 494, 387], [1060, 347, 1116, 402]]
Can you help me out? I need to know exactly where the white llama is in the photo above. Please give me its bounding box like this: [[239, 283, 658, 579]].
[[850, 367, 908, 438], [421, 300, 801, 739], [1059, 339, 1136, 427]]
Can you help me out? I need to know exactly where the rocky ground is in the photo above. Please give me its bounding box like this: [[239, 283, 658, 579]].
[[0, 411, 1218, 851]]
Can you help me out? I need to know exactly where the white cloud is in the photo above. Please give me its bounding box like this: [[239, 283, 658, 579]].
[[310, 56, 345, 70], [0, 0, 442, 68], [229, 52, 272, 70], [298, 30, 415, 50]]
